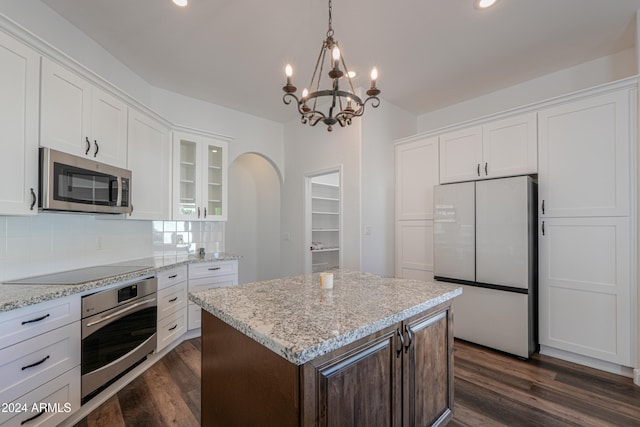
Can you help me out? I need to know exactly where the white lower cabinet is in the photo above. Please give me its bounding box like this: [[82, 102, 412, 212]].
[[395, 220, 434, 281], [156, 266, 188, 352], [539, 217, 632, 366], [0, 366, 80, 427], [187, 260, 238, 330], [0, 295, 81, 427]]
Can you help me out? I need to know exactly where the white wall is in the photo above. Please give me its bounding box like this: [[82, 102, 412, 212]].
[[281, 117, 361, 277], [360, 100, 416, 276], [417, 48, 637, 133], [227, 153, 281, 284]]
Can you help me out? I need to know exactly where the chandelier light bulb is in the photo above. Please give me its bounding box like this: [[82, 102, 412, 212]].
[[302, 88, 309, 98], [173, 0, 188, 7], [370, 67, 378, 83], [332, 46, 341, 62], [285, 64, 293, 78], [477, 0, 497, 9]]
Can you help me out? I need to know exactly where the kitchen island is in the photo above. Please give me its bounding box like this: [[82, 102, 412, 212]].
[[189, 269, 462, 427]]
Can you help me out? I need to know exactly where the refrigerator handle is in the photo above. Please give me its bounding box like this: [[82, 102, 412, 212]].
[[542, 221, 545, 236]]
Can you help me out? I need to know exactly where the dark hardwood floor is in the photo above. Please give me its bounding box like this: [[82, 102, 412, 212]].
[[75, 338, 640, 427]]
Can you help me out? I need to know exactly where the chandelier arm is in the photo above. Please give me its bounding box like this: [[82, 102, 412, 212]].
[[336, 44, 358, 96]]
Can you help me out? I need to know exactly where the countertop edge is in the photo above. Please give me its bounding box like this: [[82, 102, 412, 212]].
[[189, 285, 462, 366], [0, 254, 240, 313]]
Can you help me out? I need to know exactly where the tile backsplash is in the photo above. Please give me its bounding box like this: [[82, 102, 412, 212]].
[[0, 214, 224, 282]]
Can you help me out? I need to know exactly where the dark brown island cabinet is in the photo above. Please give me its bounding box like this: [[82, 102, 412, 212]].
[[201, 299, 453, 427]]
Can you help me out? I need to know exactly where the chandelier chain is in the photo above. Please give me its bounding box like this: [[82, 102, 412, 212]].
[[327, 0, 334, 38]]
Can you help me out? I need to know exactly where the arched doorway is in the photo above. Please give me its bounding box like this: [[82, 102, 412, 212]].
[[227, 153, 282, 284]]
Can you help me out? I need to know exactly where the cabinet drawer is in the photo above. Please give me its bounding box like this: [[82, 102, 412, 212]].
[[0, 365, 80, 427], [0, 295, 81, 350], [157, 265, 187, 290], [158, 282, 188, 319], [157, 308, 187, 352], [188, 260, 237, 280], [0, 322, 80, 408], [189, 275, 238, 293]]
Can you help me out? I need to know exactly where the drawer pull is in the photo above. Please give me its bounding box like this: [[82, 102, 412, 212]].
[[21, 313, 50, 325], [168, 297, 178, 303], [208, 267, 221, 271], [21, 409, 45, 425], [168, 274, 178, 279], [168, 324, 178, 331], [21, 355, 50, 370]]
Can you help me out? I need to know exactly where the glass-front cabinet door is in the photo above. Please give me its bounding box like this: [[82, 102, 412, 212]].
[[173, 131, 228, 221]]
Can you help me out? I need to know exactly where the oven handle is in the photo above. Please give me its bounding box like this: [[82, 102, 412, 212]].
[[85, 297, 156, 328]]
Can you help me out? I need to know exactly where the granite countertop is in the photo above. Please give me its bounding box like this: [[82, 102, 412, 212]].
[[189, 269, 462, 365], [0, 253, 240, 313]]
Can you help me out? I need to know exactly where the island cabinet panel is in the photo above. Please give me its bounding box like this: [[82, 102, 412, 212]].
[[201, 311, 300, 427], [201, 300, 454, 427], [301, 325, 402, 427]]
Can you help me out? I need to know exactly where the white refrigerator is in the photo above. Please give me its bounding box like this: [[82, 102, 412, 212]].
[[433, 176, 537, 358]]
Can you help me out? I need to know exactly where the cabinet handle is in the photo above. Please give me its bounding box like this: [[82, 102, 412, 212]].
[[484, 162, 488, 176], [542, 200, 545, 215], [21, 313, 50, 325], [477, 163, 480, 176], [20, 409, 45, 425], [94, 140, 99, 157], [542, 221, 545, 236], [204, 207, 207, 219], [168, 297, 178, 303], [208, 267, 221, 271], [21, 355, 50, 370], [396, 328, 404, 358], [168, 324, 178, 331], [85, 137, 91, 155], [404, 324, 413, 353], [197, 207, 201, 219], [168, 274, 178, 279], [30, 188, 36, 211]]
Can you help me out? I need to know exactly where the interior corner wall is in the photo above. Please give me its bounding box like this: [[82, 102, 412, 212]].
[[360, 101, 417, 276], [281, 118, 362, 277], [417, 48, 637, 133]]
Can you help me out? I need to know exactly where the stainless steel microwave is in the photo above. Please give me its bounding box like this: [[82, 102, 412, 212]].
[[39, 147, 132, 214]]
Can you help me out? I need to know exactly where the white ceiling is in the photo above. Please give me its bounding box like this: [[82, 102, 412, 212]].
[[40, 0, 640, 123]]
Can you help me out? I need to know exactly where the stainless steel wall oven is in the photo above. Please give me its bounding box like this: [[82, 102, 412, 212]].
[[81, 276, 157, 403]]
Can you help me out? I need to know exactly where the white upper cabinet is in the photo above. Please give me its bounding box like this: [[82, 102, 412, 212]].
[[538, 89, 631, 218], [127, 109, 172, 220], [482, 112, 537, 178], [439, 126, 483, 183], [395, 136, 439, 220], [173, 131, 229, 221], [40, 58, 128, 168], [439, 112, 537, 183], [0, 31, 40, 215]]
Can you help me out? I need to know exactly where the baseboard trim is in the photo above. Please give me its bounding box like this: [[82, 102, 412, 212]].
[[539, 345, 633, 378], [634, 368, 640, 386]]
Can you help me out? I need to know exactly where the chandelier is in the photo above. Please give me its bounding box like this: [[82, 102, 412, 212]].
[[282, 0, 381, 132]]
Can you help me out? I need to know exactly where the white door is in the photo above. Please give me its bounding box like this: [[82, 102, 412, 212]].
[[127, 109, 171, 220], [396, 220, 433, 281], [433, 182, 475, 282], [538, 89, 631, 218], [0, 32, 39, 215], [476, 176, 531, 289], [40, 58, 91, 157], [438, 127, 482, 184], [538, 216, 631, 365], [90, 87, 128, 168], [482, 112, 537, 179], [395, 137, 439, 220]]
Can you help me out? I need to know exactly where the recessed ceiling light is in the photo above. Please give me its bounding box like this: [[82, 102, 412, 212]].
[[476, 0, 498, 9], [173, 0, 188, 7]]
